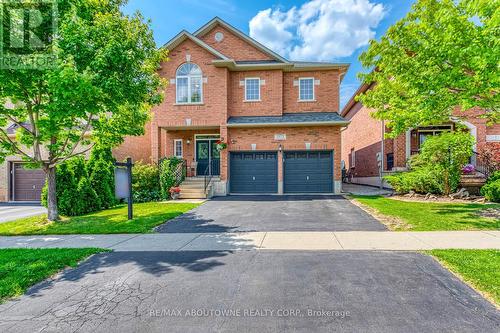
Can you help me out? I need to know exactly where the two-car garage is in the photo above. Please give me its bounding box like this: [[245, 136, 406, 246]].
[[229, 151, 334, 194]]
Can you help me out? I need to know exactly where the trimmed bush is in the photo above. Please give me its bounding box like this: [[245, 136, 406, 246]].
[[481, 171, 500, 203], [87, 147, 116, 209], [42, 147, 117, 216], [159, 157, 183, 199], [385, 132, 474, 195], [132, 162, 161, 203]]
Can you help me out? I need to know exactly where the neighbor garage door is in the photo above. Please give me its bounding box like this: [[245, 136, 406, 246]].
[[230, 152, 278, 193], [284, 151, 333, 193], [12, 163, 46, 201]]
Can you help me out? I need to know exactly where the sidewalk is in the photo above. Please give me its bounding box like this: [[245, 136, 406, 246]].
[[0, 231, 498, 251]]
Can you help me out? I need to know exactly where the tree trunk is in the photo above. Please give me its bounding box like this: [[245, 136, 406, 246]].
[[46, 167, 59, 221]]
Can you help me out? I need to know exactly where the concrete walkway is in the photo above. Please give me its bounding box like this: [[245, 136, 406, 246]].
[[1, 230, 499, 251]]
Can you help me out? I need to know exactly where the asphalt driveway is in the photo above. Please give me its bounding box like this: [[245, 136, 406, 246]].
[[0, 251, 498, 333], [156, 195, 386, 233], [0, 204, 46, 224]]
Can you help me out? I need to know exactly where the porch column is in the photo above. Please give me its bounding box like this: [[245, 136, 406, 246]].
[[151, 125, 161, 163], [393, 134, 407, 169]]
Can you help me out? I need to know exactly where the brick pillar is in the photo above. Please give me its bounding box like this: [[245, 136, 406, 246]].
[[151, 125, 161, 163], [220, 125, 228, 181], [393, 134, 407, 168]]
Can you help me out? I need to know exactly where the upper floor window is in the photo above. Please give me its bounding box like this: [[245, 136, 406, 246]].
[[176, 63, 202, 104], [245, 78, 261, 101], [299, 78, 315, 101]]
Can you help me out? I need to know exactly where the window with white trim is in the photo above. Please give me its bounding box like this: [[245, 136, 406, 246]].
[[245, 78, 260, 101], [299, 78, 315, 101], [176, 63, 202, 104], [174, 139, 183, 158]]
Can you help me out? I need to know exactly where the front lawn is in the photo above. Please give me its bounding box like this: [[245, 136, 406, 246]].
[[428, 250, 500, 306], [352, 195, 499, 231], [0, 202, 200, 235], [0, 248, 106, 303]]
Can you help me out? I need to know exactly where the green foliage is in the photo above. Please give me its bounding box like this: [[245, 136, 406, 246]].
[[481, 171, 500, 202], [385, 132, 474, 194], [87, 147, 116, 209], [0, 0, 167, 219], [159, 157, 183, 199], [358, 0, 500, 136], [42, 147, 117, 215], [132, 162, 161, 203], [385, 168, 443, 194]]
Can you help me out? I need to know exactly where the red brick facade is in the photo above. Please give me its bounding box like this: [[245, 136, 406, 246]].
[[118, 18, 348, 194], [341, 85, 500, 186]]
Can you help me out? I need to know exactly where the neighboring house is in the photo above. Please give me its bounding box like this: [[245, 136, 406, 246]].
[[145, 17, 349, 196], [341, 83, 500, 188]]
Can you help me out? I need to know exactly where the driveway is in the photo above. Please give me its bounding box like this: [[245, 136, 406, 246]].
[[0, 204, 46, 224], [156, 195, 386, 233], [0, 251, 498, 333]]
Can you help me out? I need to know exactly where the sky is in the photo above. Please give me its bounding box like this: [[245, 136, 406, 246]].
[[122, 0, 415, 110]]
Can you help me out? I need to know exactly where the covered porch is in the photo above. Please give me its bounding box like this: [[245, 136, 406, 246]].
[[155, 127, 223, 178]]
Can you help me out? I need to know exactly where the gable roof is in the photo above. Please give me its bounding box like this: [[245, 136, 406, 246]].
[[340, 82, 373, 117], [162, 30, 230, 60], [193, 17, 289, 63]]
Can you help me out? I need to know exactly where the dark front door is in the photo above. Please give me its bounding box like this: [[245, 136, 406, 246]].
[[196, 140, 220, 176], [230, 152, 278, 193], [284, 151, 333, 193]]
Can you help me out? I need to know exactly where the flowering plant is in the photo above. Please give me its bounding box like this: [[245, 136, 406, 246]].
[[462, 164, 475, 174], [215, 140, 227, 151], [169, 187, 181, 194]]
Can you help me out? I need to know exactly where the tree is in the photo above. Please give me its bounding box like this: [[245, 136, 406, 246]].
[[358, 0, 499, 137], [0, 0, 166, 220]]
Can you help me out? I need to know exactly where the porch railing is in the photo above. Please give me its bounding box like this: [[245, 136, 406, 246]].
[[203, 159, 219, 193], [472, 151, 496, 179]]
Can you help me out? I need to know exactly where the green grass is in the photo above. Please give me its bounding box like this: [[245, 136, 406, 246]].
[[352, 195, 499, 231], [0, 202, 200, 235], [0, 248, 106, 303], [428, 250, 500, 306]]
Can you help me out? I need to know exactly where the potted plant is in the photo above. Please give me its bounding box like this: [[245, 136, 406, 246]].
[[169, 187, 181, 200], [462, 164, 475, 175], [215, 140, 227, 151]]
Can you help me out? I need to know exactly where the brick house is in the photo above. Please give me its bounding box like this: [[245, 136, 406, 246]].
[[124, 17, 350, 197], [1, 17, 349, 202], [341, 83, 500, 188]]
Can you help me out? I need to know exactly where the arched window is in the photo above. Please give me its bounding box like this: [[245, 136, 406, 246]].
[[176, 63, 203, 104]]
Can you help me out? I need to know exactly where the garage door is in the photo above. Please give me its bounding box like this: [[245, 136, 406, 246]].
[[230, 152, 278, 193], [12, 164, 46, 201], [284, 151, 333, 193]]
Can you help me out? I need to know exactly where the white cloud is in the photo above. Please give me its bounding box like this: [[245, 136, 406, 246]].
[[249, 0, 386, 61]]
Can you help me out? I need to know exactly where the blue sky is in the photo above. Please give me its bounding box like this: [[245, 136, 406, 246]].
[[122, 0, 415, 109]]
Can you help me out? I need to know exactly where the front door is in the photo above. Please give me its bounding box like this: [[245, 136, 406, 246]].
[[196, 140, 220, 176]]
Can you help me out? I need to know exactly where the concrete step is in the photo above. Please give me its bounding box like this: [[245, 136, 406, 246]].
[[179, 192, 207, 199], [179, 188, 206, 194], [180, 183, 207, 189]]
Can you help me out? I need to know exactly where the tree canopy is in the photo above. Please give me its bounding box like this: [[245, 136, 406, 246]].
[[0, 0, 167, 220], [358, 0, 499, 137]]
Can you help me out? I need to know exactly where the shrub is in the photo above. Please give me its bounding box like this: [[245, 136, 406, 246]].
[[386, 167, 442, 194], [87, 147, 116, 209], [42, 147, 117, 216], [159, 157, 183, 199], [385, 132, 474, 195], [132, 162, 161, 202], [481, 171, 500, 202]]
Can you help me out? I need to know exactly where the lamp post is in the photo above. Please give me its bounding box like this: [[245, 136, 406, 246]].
[[115, 158, 134, 220]]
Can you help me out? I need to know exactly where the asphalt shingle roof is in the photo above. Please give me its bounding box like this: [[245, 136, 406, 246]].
[[227, 112, 348, 125]]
